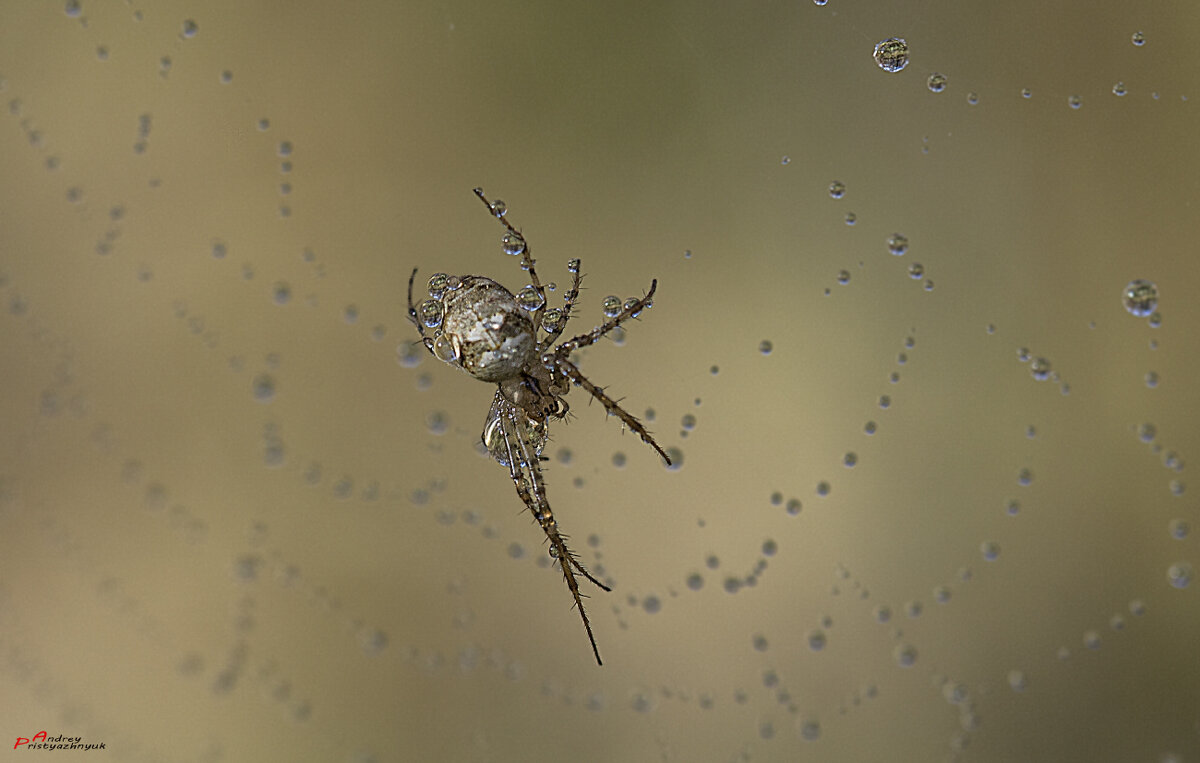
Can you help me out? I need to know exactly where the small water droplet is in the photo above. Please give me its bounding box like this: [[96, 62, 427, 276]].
[[602, 295, 622, 318], [927, 73, 947, 93], [1123, 279, 1158, 316]]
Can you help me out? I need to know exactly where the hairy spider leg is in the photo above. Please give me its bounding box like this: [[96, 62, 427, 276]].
[[405, 267, 435, 353], [473, 187, 548, 330], [554, 279, 657, 356], [538, 265, 585, 351], [550, 279, 672, 465], [553, 356, 671, 466], [496, 397, 610, 665]]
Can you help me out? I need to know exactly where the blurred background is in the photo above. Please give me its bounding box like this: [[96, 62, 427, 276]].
[[1, 1, 1198, 761]]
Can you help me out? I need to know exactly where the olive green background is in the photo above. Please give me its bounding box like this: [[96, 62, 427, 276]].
[[2, 1, 1198, 761]]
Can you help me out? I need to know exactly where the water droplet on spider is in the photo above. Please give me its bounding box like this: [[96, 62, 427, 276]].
[[432, 334, 458, 363], [516, 285, 544, 311], [1123, 279, 1158, 316], [566, 258, 581, 274], [887, 233, 908, 256], [489, 199, 507, 218], [501, 232, 525, 256], [601, 295, 622, 318], [828, 180, 846, 199], [908, 263, 924, 279], [873, 37, 909, 72], [418, 299, 443, 328], [252, 374, 276, 403], [1031, 357, 1051, 380], [426, 272, 449, 298], [1131, 30, 1146, 46], [927, 72, 947, 92], [541, 307, 565, 333]]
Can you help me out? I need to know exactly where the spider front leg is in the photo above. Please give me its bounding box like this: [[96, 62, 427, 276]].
[[405, 267, 434, 354], [474, 187, 548, 328], [494, 395, 610, 665]]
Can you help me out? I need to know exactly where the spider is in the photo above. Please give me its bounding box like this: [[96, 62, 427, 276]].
[[406, 187, 670, 665]]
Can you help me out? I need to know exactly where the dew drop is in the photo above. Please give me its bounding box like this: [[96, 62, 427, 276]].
[[501, 232, 525, 256], [1131, 30, 1146, 46], [1123, 279, 1158, 316], [663, 447, 683, 470], [418, 299, 443, 328], [927, 73, 947, 93], [601, 295, 622, 318], [1167, 562, 1193, 589], [252, 374, 276, 403], [516, 285, 544, 311], [893, 643, 918, 667], [759, 339, 774, 355], [873, 37, 909, 73], [807, 629, 826, 651], [887, 233, 908, 256], [828, 180, 846, 199]]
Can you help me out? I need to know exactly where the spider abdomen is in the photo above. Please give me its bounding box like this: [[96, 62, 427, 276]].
[[438, 276, 537, 383]]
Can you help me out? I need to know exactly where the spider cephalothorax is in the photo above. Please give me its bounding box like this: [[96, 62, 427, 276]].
[[406, 188, 669, 664]]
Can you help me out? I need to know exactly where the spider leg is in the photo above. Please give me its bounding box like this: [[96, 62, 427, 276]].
[[495, 397, 610, 665], [554, 279, 657, 356], [474, 187, 547, 329], [405, 267, 435, 354], [551, 355, 672, 466], [538, 265, 584, 351]]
